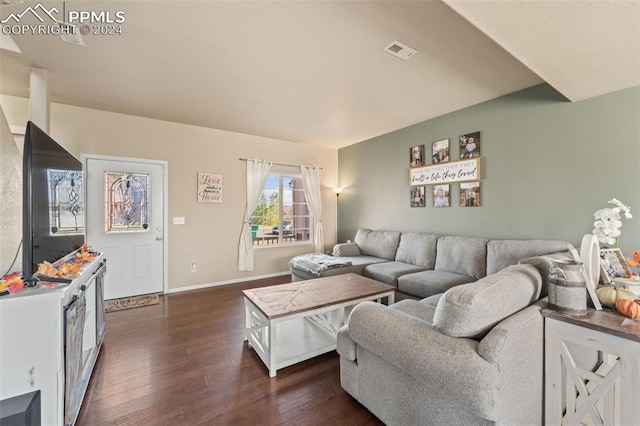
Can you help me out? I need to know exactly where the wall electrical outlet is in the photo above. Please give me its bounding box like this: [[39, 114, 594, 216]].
[[191, 263, 197, 273], [173, 216, 185, 225]]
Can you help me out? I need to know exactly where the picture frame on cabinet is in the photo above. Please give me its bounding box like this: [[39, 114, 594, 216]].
[[599, 248, 632, 284]]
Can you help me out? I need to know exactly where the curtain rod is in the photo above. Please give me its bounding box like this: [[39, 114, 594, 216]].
[[238, 158, 322, 170]]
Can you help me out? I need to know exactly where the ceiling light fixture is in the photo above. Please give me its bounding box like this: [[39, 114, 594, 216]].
[[58, 1, 85, 46]]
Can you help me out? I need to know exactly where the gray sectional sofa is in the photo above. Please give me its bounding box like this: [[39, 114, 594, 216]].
[[290, 228, 569, 300], [289, 228, 575, 424], [338, 262, 555, 425]]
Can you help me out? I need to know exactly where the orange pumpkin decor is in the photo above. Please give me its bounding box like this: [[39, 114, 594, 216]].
[[627, 248, 640, 268], [615, 299, 640, 319]]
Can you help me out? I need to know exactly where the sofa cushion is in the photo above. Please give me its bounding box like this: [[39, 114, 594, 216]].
[[395, 232, 438, 269], [354, 228, 401, 261], [363, 261, 425, 286], [487, 239, 569, 275], [434, 236, 488, 280], [420, 293, 442, 308], [433, 264, 542, 339], [332, 242, 361, 257], [397, 270, 475, 299], [390, 299, 437, 324]]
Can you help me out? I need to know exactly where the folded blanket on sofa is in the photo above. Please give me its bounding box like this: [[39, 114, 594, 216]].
[[288, 253, 352, 277]]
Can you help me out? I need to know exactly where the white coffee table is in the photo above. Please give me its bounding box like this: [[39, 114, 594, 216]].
[[243, 273, 395, 377]]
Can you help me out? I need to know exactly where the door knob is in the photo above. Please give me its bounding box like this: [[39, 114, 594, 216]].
[[156, 236, 162, 241]]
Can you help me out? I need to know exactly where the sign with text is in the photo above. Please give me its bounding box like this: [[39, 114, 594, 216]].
[[197, 173, 223, 203], [409, 158, 480, 186]]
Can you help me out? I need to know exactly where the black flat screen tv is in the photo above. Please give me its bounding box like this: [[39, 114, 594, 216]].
[[22, 121, 84, 279]]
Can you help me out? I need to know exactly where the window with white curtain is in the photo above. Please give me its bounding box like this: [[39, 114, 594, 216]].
[[250, 174, 312, 246]]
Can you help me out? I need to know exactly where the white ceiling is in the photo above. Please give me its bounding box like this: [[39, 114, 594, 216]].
[[0, 1, 638, 149]]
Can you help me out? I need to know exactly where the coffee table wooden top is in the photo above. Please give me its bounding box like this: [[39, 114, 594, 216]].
[[242, 273, 395, 319]]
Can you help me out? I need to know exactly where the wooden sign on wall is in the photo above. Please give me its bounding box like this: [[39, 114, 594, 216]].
[[409, 158, 480, 186], [197, 172, 223, 203]]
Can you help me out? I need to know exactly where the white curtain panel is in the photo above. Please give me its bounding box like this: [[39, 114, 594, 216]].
[[300, 165, 324, 253], [238, 159, 272, 271]]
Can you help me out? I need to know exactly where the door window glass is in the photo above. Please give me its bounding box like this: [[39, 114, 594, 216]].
[[104, 171, 150, 233]]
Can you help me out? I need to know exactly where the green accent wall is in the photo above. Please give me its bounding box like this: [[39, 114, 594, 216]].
[[338, 84, 640, 251]]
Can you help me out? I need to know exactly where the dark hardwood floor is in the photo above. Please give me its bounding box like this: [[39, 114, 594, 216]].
[[77, 276, 383, 425]]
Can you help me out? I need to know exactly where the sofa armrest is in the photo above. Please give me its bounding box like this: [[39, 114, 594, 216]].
[[477, 299, 545, 366], [336, 325, 357, 361], [347, 301, 499, 420], [332, 242, 361, 257], [475, 300, 546, 424]]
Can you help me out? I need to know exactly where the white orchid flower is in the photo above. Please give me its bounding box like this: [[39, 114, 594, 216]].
[[593, 199, 632, 246], [612, 228, 622, 237], [609, 198, 633, 219], [594, 208, 620, 221]]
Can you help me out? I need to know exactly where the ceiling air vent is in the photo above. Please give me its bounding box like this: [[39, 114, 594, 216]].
[[383, 41, 417, 60]]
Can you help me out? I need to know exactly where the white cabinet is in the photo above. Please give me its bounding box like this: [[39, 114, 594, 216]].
[[544, 308, 640, 426], [0, 255, 106, 426]]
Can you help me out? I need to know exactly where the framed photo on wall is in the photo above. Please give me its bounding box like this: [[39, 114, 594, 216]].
[[600, 248, 632, 284], [459, 131, 480, 159], [432, 139, 449, 164], [460, 181, 480, 207], [410, 145, 425, 168], [410, 186, 425, 207], [433, 184, 450, 207]]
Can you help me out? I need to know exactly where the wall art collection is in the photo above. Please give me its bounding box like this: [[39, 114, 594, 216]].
[[409, 131, 481, 208]]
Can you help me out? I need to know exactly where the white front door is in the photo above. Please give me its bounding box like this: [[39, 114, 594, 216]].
[[84, 156, 166, 300]]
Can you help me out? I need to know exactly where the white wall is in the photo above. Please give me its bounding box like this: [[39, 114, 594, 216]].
[[1, 95, 339, 291], [0, 105, 22, 274]]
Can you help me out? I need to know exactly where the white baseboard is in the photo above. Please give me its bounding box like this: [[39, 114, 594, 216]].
[[167, 271, 291, 294]]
